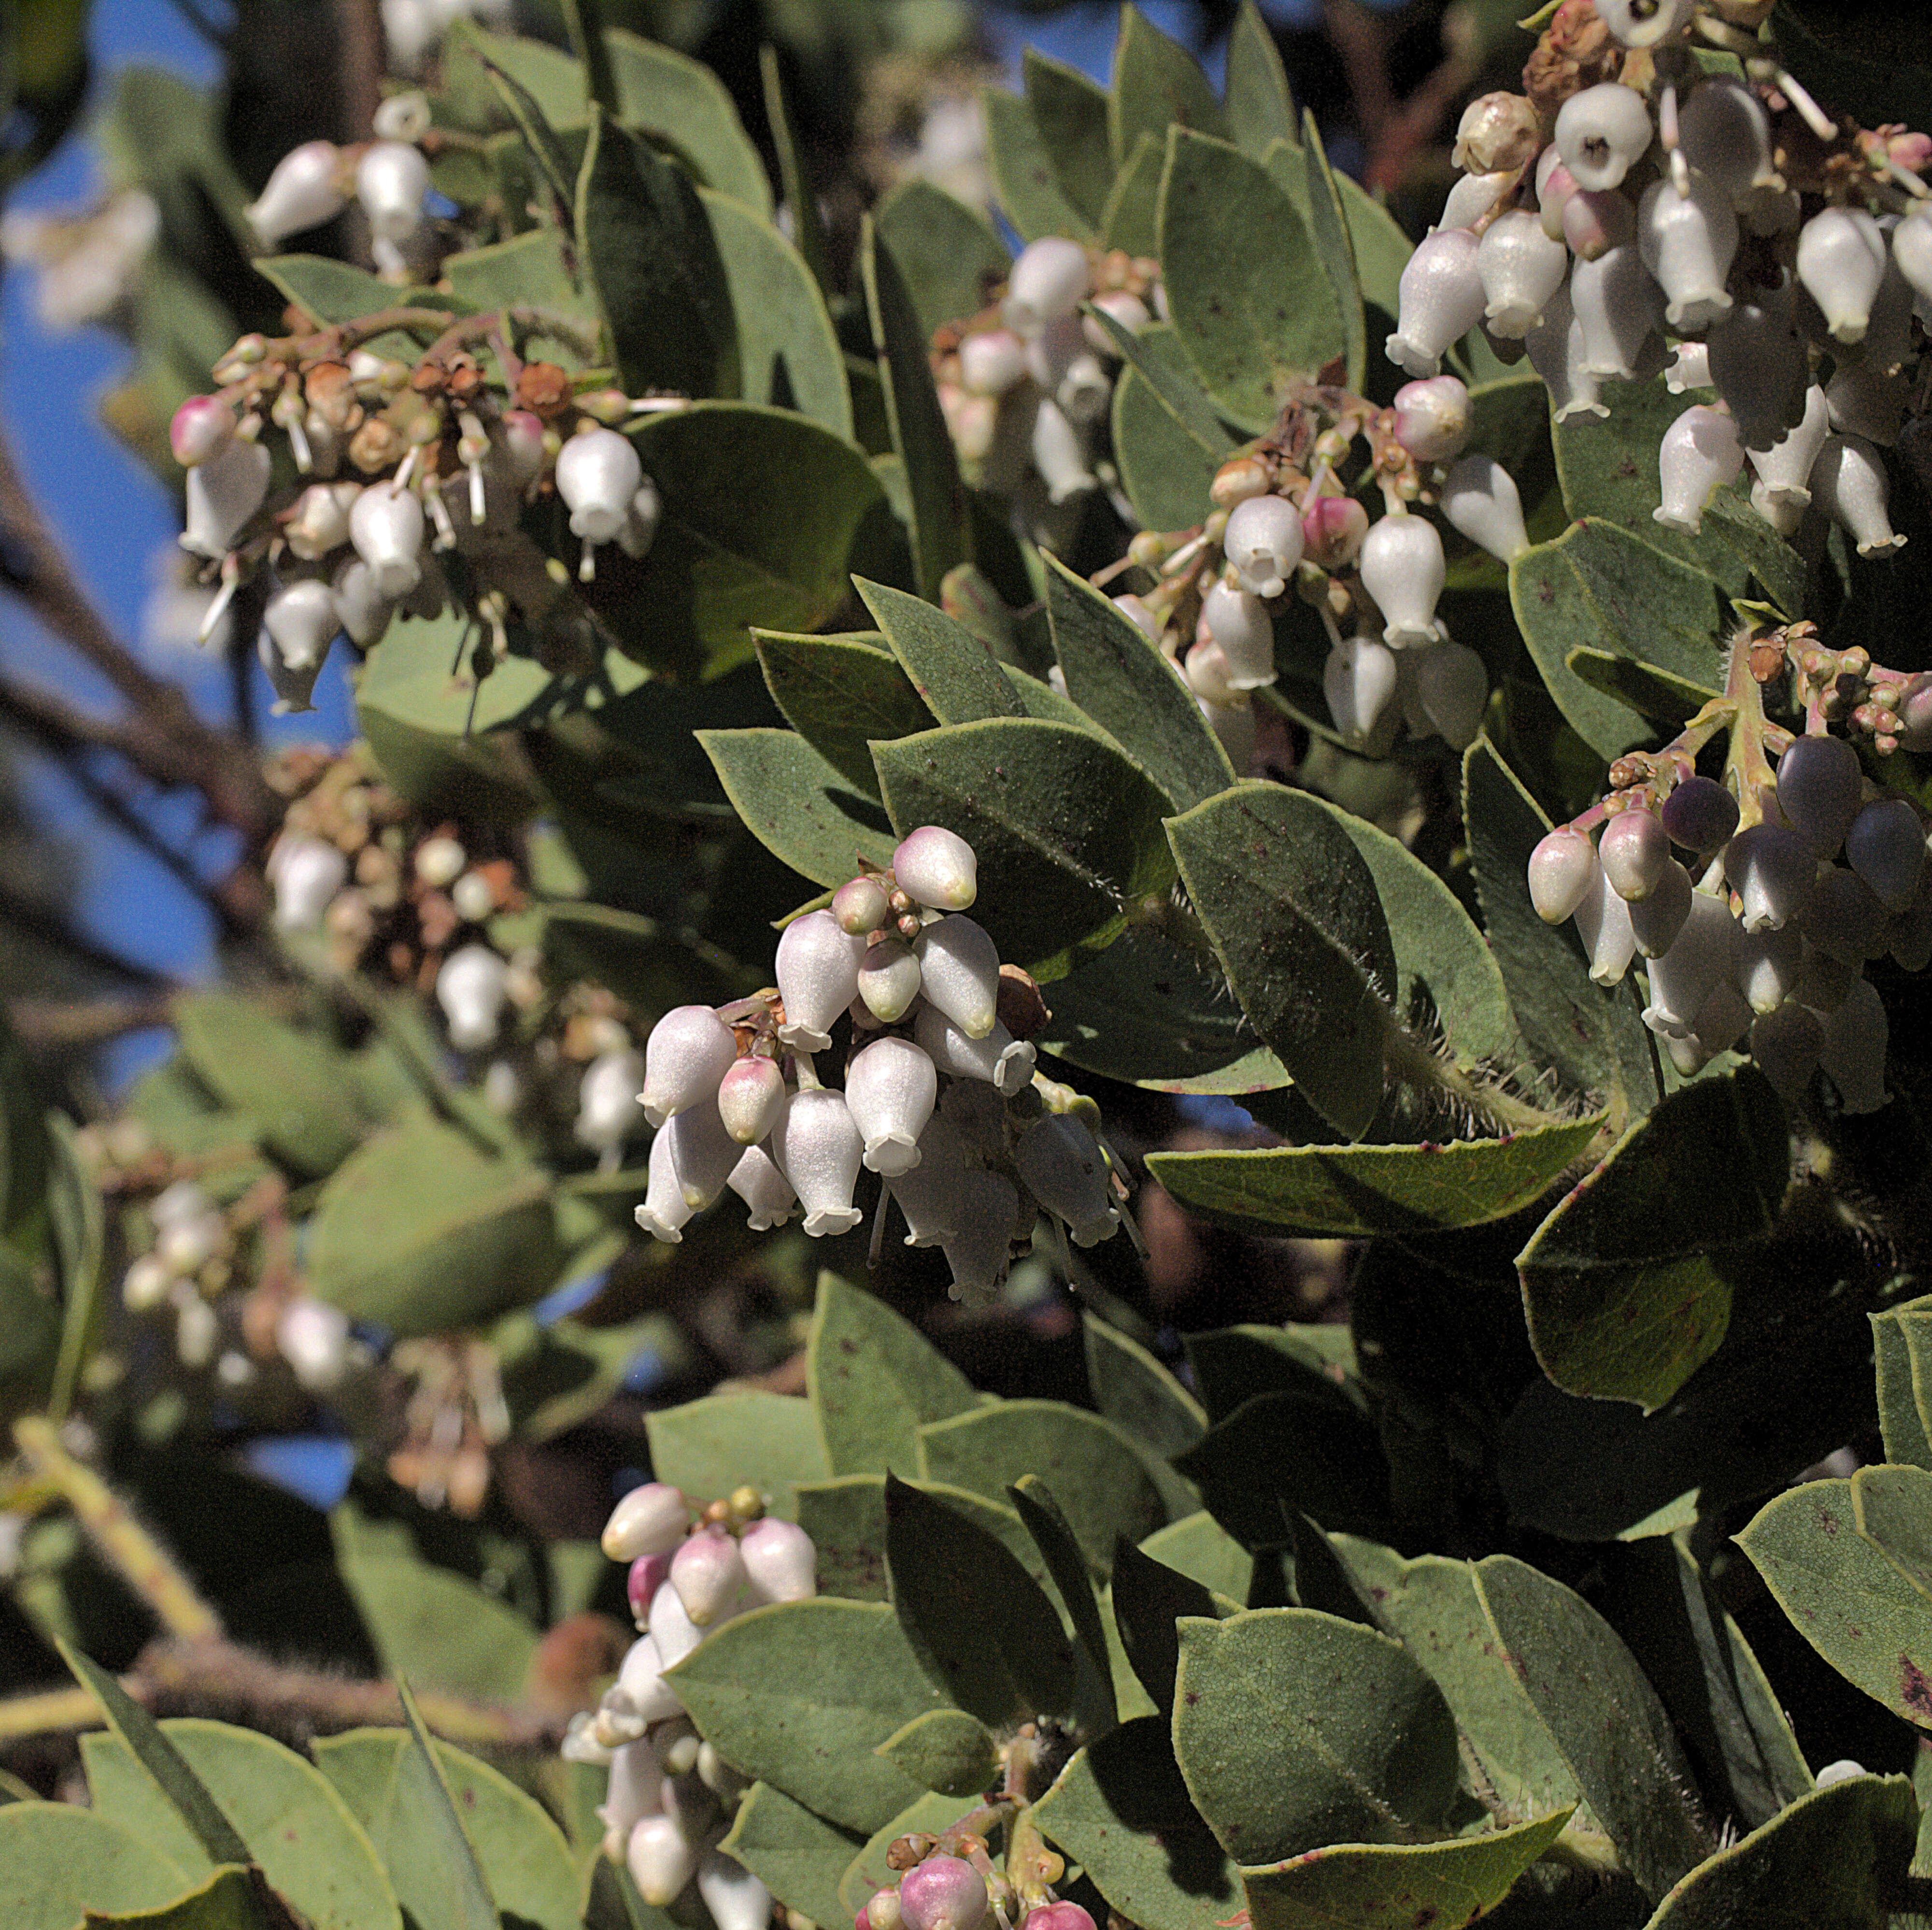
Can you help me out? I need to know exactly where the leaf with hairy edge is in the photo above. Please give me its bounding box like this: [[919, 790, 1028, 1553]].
[[873, 719, 1177, 978], [1159, 131, 1343, 434], [1567, 646, 1716, 727], [1241, 1809, 1575, 1930], [1025, 50, 1114, 230], [753, 632, 930, 799], [1471, 1555, 1713, 1900], [85, 1863, 288, 1929], [856, 577, 1021, 725], [1164, 782, 1394, 1141], [1099, 131, 1164, 257], [982, 87, 1089, 243], [1150, 1118, 1601, 1239], [646, 1391, 829, 1517], [699, 727, 897, 886], [0, 1806, 190, 1930], [873, 179, 1009, 339], [1298, 113, 1364, 389], [606, 29, 769, 214], [1518, 1068, 1790, 1411], [1644, 1774, 1915, 1929], [797, 1473, 1052, 1604], [666, 1599, 944, 1834], [1463, 740, 1659, 1129], [1225, 0, 1297, 158], [1173, 1610, 1462, 1864], [874, 1709, 1001, 1797], [1033, 1718, 1240, 1930], [1110, 6, 1226, 172], [807, 1274, 980, 1478], [1112, 344, 1224, 534], [1871, 1301, 1932, 1471], [722, 1783, 864, 1930], [1043, 551, 1234, 811]]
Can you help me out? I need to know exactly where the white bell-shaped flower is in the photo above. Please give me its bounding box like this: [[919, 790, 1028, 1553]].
[[1569, 243, 1662, 379], [1748, 476, 1803, 537], [857, 938, 923, 1023], [613, 1636, 683, 1728], [1200, 579, 1276, 687], [1523, 279, 1605, 422], [776, 910, 867, 1052], [245, 140, 346, 246], [557, 427, 643, 543], [629, 1814, 701, 1909], [1390, 375, 1470, 462], [1002, 236, 1090, 337], [648, 1575, 704, 1668], [1664, 340, 1711, 393], [941, 1168, 1023, 1304], [1748, 1001, 1823, 1104], [1677, 77, 1776, 202], [1639, 173, 1739, 331], [1440, 456, 1529, 562], [355, 141, 428, 243], [960, 329, 1028, 396], [348, 484, 425, 599], [1413, 639, 1488, 750], [1085, 287, 1150, 352], [600, 1741, 666, 1857], [697, 1851, 772, 1930], [1640, 890, 1735, 1038], [717, 1056, 786, 1146], [330, 557, 393, 649], [1439, 169, 1513, 233], [1825, 360, 1909, 446], [1747, 383, 1829, 509], [1323, 632, 1400, 749], [1774, 732, 1864, 858], [1817, 974, 1888, 1114], [1724, 824, 1817, 932], [1797, 206, 1886, 345], [618, 480, 661, 560], [1030, 398, 1095, 503], [887, 1112, 974, 1247], [1359, 514, 1446, 647], [1810, 433, 1904, 557], [1184, 638, 1239, 708], [1573, 861, 1637, 985], [1797, 867, 1889, 970], [436, 944, 508, 1049], [1891, 206, 1932, 316], [769, 1087, 865, 1237], [1626, 858, 1693, 957], [181, 436, 270, 558], [670, 1527, 746, 1626], [1476, 210, 1568, 338], [914, 915, 1002, 1039], [844, 1036, 938, 1176], [260, 580, 338, 713], [1705, 284, 1808, 451], [1014, 1113, 1118, 1247], [269, 834, 347, 931], [893, 825, 978, 910], [659, 1100, 741, 1213], [1846, 798, 1926, 912], [1733, 920, 1804, 1014], [635, 1130, 697, 1244], [1386, 226, 1484, 378], [604, 1481, 689, 1561], [1654, 405, 1744, 535], [642, 1005, 738, 1129], [1223, 494, 1304, 599], [739, 1517, 817, 1606], [284, 480, 357, 560], [912, 1002, 1036, 1096], [1528, 828, 1600, 925], [577, 1048, 645, 1152], [727, 1144, 796, 1230], [1554, 84, 1653, 192]]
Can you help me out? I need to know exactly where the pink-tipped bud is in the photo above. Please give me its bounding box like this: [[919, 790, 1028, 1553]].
[[628, 1814, 700, 1908], [1528, 828, 1599, 924], [1024, 1907, 1097, 1930], [858, 938, 923, 1023], [727, 1144, 796, 1231], [899, 1857, 988, 1930], [1302, 493, 1369, 570], [1561, 187, 1636, 262], [348, 485, 425, 598], [642, 1005, 739, 1129], [893, 826, 978, 911], [845, 1036, 939, 1177], [670, 1527, 746, 1627], [1386, 227, 1484, 378], [1391, 375, 1471, 463], [171, 395, 236, 467], [1201, 580, 1277, 688], [627, 1552, 672, 1625], [717, 1056, 786, 1145], [769, 1088, 866, 1237], [245, 140, 346, 246], [1359, 515, 1446, 647], [1654, 405, 1743, 535], [1222, 494, 1304, 599], [776, 910, 868, 1052], [913, 915, 1002, 1039], [834, 874, 892, 936], [1440, 455, 1529, 562], [1599, 808, 1672, 901], [604, 1481, 690, 1561], [739, 1516, 818, 1605], [557, 427, 644, 543]]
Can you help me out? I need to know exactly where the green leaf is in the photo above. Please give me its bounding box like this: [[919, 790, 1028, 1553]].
[[0, 1240, 58, 1423], [796, 1473, 1053, 1603], [1164, 781, 1395, 1140], [252, 257, 453, 353], [806, 1272, 979, 1478], [85, 1863, 283, 1930], [983, 86, 1089, 243], [698, 726, 896, 886], [622, 402, 886, 678], [666, 1598, 943, 1833], [1011, 1475, 1122, 1730], [1112, 1536, 1219, 1717], [1240, 1809, 1574, 1930], [645, 1391, 830, 1519], [1471, 1554, 1711, 1899], [1873, 1302, 1932, 1471], [1110, 6, 1226, 172], [1173, 1390, 1390, 1547], [1033, 1718, 1240, 1930], [759, 47, 832, 297], [1150, 1118, 1600, 1239], [1173, 1609, 1462, 1863], [1093, 309, 1236, 458], [442, 228, 598, 367], [1297, 113, 1364, 391], [390, 1685, 500, 1930], [1508, 520, 1730, 758], [1024, 50, 1114, 230], [1518, 1068, 1791, 1411], [874, 1708, 1001, 1798], [703, 189, 851, 437], [331, 1555, 538, 1701], [484, 55, 580, 208], [311, 1729, 580, 1930], [1043, 550, 1234, 811], [1644, 1773, 1915, 1929], [752, 631, 929, 799], [607, 28, 769, 214], [0, 1804, 190, 1930], [918, 1399, 1169, 1573], [1224, 1, 1297, 159], [1566, 646, 1717, 729], [1099, 131, 1165, 257], [873, 179, 1009, 340], [721, 1783, 865, 1930], [1111, 337, 1225, 534], [1159, 131, 1343, 433], [306, 1117, 567, 1336], [1083, 1314, 1207, 1465], [1463, 739, 1660, 1129], [577, 108, 736, 400], [79, 1718, 401, 1930], [873, 718, 1177, 977], [443, 20, 587, 131], [864, 220, 969, 603], [1139, 1513, 1253, 1603], [1183, 1324, 1360, 1423], [857, 577, 1021, 725]]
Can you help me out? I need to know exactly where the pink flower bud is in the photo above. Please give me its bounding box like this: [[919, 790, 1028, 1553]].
[[912, 1003, 1035, 1096], [245, 140, 346, 246], [899, 1858, 988, 1930], [1561, 187, 1636, 261], [1003, 236, 1090, 337], [1654, 405, 1743, 535], [1223, 494, 1304, 598], [605, 1481, 690, 1561], [1536, 148, 1579, 240], [1810, 433, 1904, 558], [1386, 227, 1484, 378], [1024, 1906, 1097, 1930], [642, 1005, 739, 1129], [776, 910, 868, 1052], [348, 485, 425, 599], [1639, 175, 1739, 331], [739, 1516, 818, 1605], [717, 1056, 786, 1145], [557, 427, 643, 543], [627, 1552, 672, 1624], [1200, 580, 1277, 688], [436, 944, 507, 1049], [1798, 206, 1886, 346], [1440, 455, 1529, 563], [1359, 514, 1446, 647], [893, 826, 978, 911], [181, 436, 270, 558], [769, 1088, 865, 1237], [845, 1036, 938, 1176], [1015, 1112, 1118, 1246], [1477, 210, 1568, 338], [834, 875, 892, 935], [1555, 84, 1652, 192], [698, 1850, 772, 1930], [670, 1527, 746, 1626], [1391, 375, 1470, 463], [727, 1144, 796, 1230], [1302, 493, 1369, 569], [171, 395, 236, 467], [913, 915, 1002, 1039], [628, 1814, 700, 1908], [1599, 808, 1672, 901]]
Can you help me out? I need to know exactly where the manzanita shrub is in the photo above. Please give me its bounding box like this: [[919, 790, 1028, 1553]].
[[11, 0, 1932, 1924]]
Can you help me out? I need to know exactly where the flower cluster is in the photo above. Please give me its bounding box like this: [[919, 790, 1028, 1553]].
[[566, 1479, 817, 1926], [856, 1834, 1096, 1930], [1399, 0, 1932, 551], [632, 826, 1129, 1302], [1529, 624, 1931, 1111]]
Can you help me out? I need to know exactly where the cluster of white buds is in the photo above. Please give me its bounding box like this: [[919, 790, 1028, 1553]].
[[1400, 8, 1932, 555], [1529, 685, 1929, 1112], [630, 827, 1130, 1302], [565, 1479, 816, 1928], [120, 1179, 232, 1373], [244, 132, 431, 279], [934, 239, 1163, 541]]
